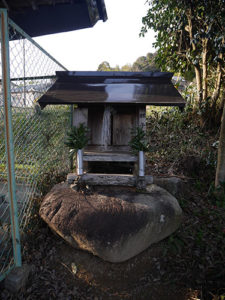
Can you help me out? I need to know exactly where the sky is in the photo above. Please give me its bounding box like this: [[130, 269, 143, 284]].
[[33, 0, 155, 71]]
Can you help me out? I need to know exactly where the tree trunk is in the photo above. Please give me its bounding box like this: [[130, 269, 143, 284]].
[[202, 39, 208, 103], [211, 38, 224, 114], [186, 10, 203, 106], [215, 86, 225, 125], [215, 100, 225, 187], [210, 60, 223, 125], [194, 65, 203, 105], [211, 59, 223, 110]]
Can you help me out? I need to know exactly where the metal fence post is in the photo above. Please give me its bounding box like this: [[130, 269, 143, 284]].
[[0, 8, 22, 267]]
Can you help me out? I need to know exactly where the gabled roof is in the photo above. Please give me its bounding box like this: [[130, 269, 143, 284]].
[[38, 71, 186, 108], [0, 0, 107, 37]]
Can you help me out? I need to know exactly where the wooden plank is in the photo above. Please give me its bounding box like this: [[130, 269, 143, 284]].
[[73, 107, 88, 127], [113, 113, 135, 145], [88, 107, 103, 145], [83, 152, 137, 162], [138, 106, 146, 131], [101, 106, 112, 147], [86, 145, 130, 152]]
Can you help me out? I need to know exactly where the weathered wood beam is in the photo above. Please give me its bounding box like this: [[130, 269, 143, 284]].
[[73, 107, 88, 127], [138, 105, 146, 131], [67, 173, 153, 186], [83, 152, 137, 162]]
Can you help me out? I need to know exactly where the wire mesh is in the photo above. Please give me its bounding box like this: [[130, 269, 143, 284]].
[[0, 18, 71, 280]]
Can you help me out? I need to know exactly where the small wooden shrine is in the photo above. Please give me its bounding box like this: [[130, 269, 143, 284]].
[[38, 71, 185, 183]]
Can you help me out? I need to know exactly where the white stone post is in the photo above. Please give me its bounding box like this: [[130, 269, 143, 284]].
[[139, 150, 145, 177], [76, 149, 83, 175]]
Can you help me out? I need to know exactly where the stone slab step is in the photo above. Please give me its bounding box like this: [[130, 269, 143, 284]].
[[67, 173, 153, 186]]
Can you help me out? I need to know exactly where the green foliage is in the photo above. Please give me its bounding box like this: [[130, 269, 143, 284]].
[[208, 182, 225, 208], [97, 61, 112, 71], [37, 167, 68, 195], [141, 0, 225, 121], [141, 0, 224, 74], [64, 123, 89, 157], [163, 233, 185, 255], [0, 106, 71, 185], [131, 53, 160, 72], [97, 61, 120, 71], [97, 52, 159, 72], [145, 106, 218, 182], [129, 126, 149, 154]]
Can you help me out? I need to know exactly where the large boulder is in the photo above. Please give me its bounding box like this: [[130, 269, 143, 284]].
[[39, 183, 182, 263]]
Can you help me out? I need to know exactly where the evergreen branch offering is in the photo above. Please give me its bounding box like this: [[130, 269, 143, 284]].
[[129, 126, 149, 154], [64, 123, 89, 154]]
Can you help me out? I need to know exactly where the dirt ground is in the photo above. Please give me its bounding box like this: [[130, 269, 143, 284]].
[[1, 180, 224, 300], [0, 225, 200, 300], [53, 237, 200, 300]]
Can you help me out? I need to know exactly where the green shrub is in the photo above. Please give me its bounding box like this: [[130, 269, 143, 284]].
[[129, 126, 149, 154], [64, 123, 89, 158]]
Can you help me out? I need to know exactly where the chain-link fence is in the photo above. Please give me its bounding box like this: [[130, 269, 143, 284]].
[[0, 11, 71, 280]]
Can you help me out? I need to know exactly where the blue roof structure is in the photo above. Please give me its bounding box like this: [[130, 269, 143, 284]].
[[38, 71, 186, 109], [0, 0, 107, 37]]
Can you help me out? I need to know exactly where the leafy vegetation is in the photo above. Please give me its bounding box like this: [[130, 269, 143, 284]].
[[147, 107, 225, 299], [1, 98, 224, 300], [141, 0, 225, 126], [1, 108, 224, 299], [1, 2, 224, 297], [145, 106, 218, 182], [64, 123, 89, 160], [129, 126, 149, 154], [141, 0, 225, 194], [0, 106, 71, 187], [97, 52, 159, 72]]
